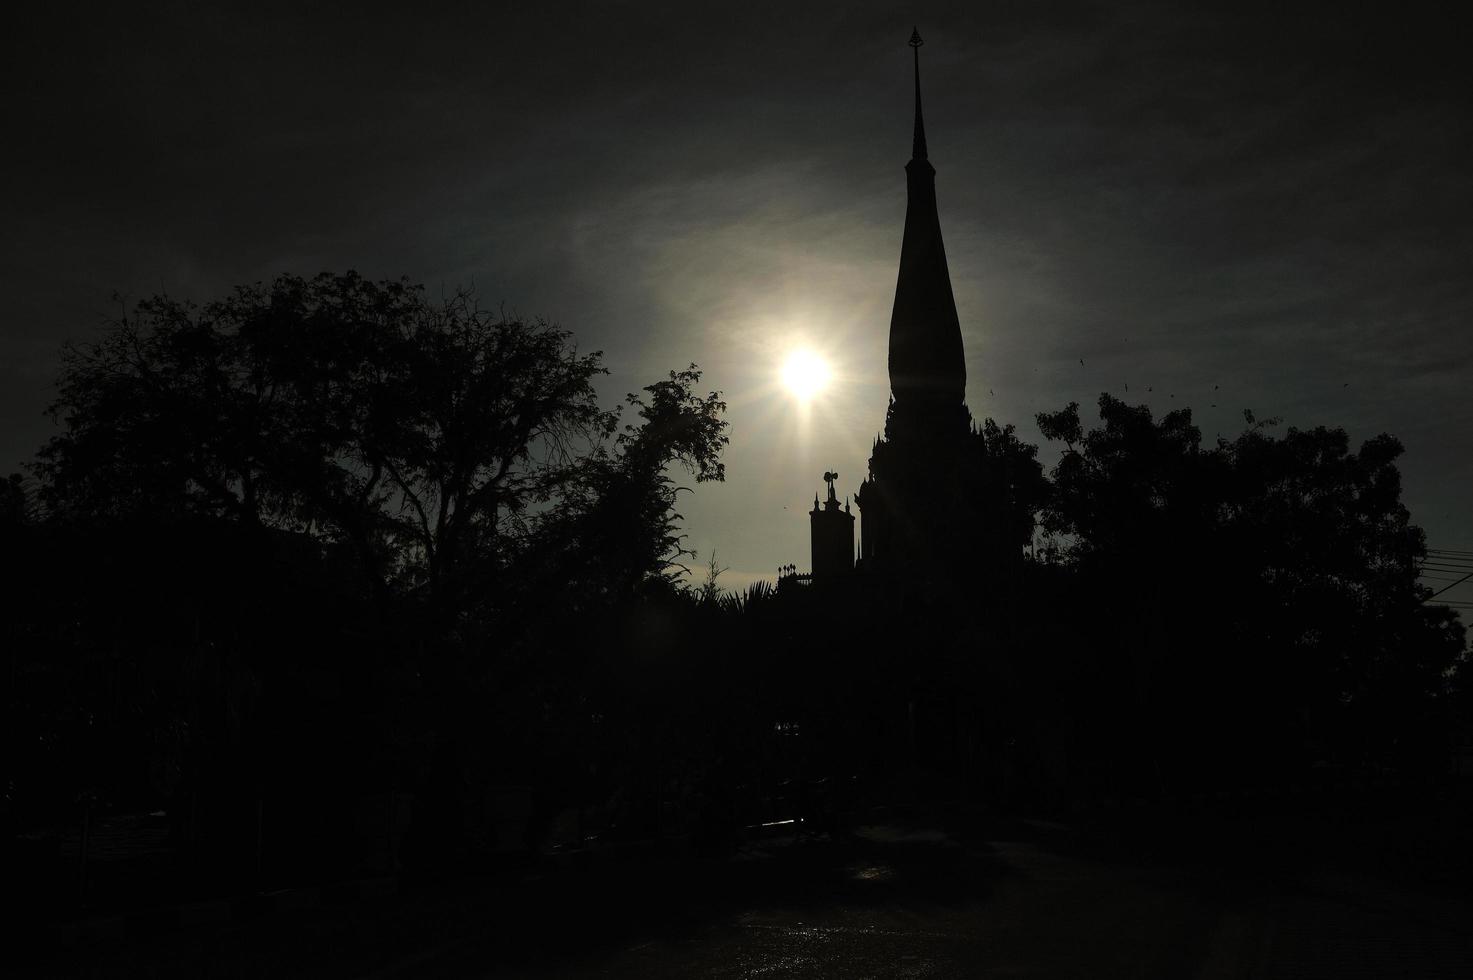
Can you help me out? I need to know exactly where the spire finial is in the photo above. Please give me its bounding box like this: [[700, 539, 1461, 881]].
[[909, 27, 927, 161]]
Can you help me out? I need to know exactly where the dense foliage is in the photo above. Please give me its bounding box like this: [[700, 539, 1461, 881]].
[[6, 273, 730, 878], [34, 273, 726, 621], [1032, 396, 1466, 788]]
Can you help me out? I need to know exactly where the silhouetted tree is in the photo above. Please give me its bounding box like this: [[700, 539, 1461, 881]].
[[1035, 395, 1466, 785], [526, 366, 728, 606], [28, 272, 731, 868], [35, 273, 729, 619], [972, 417, 1049, 564], [39, 275, 603, 606]]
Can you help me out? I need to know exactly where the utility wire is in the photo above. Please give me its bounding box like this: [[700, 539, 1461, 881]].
[[1424, 570, 1473, 601]]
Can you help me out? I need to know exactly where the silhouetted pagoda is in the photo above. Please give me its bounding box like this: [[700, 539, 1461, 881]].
[[804, 30, 1024, 582]]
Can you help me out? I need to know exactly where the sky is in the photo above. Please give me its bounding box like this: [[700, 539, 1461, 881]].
[[4, 1, 1471, 591]]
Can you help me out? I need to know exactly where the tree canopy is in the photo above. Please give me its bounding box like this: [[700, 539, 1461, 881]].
[[1034, 394, 1466, 778], [35, 272, 728, 623]]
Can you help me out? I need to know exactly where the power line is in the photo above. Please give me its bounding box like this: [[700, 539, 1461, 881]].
[[1424, 571, 1473, 601]]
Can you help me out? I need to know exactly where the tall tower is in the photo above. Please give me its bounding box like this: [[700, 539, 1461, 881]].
[[857, 29, 979, 573]]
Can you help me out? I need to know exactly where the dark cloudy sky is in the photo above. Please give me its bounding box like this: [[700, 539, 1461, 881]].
[[5, 1, 1471, 588]]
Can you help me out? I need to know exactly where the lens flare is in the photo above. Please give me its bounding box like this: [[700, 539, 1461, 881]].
[[781, 350, 831, 401]]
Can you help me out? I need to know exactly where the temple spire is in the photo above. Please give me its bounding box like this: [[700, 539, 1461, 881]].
[[888, 28, 966, 409], [910, 27, 927, 161]]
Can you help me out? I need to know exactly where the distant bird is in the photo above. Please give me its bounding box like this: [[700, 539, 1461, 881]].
[[1214, 384, 1220, 390], [989, 388, 995, 396], [1147, 386, 1153, 392], [1211, 403, 1217, 408], [1124, 382, 1129, 391], [1343, 382, 1350, 387], [1079, 358, 1085, 366]]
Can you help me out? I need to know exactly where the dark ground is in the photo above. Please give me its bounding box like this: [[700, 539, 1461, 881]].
[[15, 790, 1473, 979]]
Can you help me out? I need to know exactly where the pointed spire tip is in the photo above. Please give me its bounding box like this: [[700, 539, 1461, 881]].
[[909, 28, 928, 161]]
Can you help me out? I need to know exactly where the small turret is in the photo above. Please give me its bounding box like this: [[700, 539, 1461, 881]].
[[810, 470, 855, 577]]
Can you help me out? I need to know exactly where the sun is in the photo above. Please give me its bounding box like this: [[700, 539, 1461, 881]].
[[780, 349, 831, 401]]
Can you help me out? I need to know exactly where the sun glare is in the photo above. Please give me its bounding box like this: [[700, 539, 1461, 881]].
[[781, 349, 831, 401]]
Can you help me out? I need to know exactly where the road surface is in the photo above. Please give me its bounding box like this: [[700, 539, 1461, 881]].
[[23, 818, 1473, 978]]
